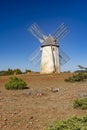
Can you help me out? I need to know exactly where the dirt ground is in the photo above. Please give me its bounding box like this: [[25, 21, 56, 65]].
[[0, 73, 87, 130]]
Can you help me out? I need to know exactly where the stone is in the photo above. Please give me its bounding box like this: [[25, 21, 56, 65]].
[[78, 93, 87, 98], [51, 87, 59, 93], [30, 116, 33, 119], [22, 90, 32, 95], [36, 119, 39, 122], [29, 121, 33, 124], [3, 118, 7, 121]]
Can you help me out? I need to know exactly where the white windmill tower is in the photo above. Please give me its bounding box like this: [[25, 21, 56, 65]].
[[28, 23, 70, 74]]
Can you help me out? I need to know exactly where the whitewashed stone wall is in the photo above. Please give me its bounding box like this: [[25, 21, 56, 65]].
[[40, 45, 60, 74]]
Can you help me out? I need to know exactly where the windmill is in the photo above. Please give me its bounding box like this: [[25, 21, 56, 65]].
[[28, 23, 70, 74]]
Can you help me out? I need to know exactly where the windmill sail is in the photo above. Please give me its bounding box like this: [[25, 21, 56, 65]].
[[53, 23, 69, 41], [28, 23, 47, 44], [59, 48, 70, 65], [29, 47, 41, 66]]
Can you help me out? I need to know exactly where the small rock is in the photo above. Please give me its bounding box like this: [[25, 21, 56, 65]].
[[29, 121, 33, 124], [22, 90, 32, 95], [36, 119, 39, 122], [13, 112, 17, 114], [3, 118, 7, 121], [32, 89, 45, 97], [51, 87, 59, 93], [36, 93, 44, 97], [78, 93, 87, 98], [30, 116, 33, 119]]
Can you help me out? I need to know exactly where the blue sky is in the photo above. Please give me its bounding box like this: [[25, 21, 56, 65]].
[[0, 0, 87, 72]]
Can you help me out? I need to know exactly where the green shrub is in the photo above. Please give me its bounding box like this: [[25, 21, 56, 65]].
[[65, 72, 87, 82], [73, 98, 87, 110], [46, 116, 87, 130], [13, 69, 22, 75], [25, 69, 31, 73], [82, 105, 87, 110], [0, 68, 23, 76], [2, 69, 14, 76], [5, 77, 27, 90]]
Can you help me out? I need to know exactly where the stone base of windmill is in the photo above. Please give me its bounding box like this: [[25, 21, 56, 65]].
[[40, 68, 55, 74], [40, 65, 60, 74]]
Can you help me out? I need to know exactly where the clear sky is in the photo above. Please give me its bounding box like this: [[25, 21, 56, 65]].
[[0, 0, 87, 72]]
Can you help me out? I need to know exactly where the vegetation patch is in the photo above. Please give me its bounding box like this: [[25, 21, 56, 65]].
[[5, 77, 27, 90], [46, 116, 87, 130], [73, 98, 87, 110], [0, 68, 31, 76], [65, 72, 87, 82]]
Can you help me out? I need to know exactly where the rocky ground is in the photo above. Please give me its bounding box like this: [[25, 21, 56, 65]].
[[0, 73, 87, 130]]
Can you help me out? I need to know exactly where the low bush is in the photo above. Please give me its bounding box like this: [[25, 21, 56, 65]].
[[73, 98, 87, 110], [13, 69, 22, 75], [25, 69, 31, 73], [0, 68, 22, 76], [65, 72, 87, 82], [5, 77, 27, 90], [46, 116, 87, 130]]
